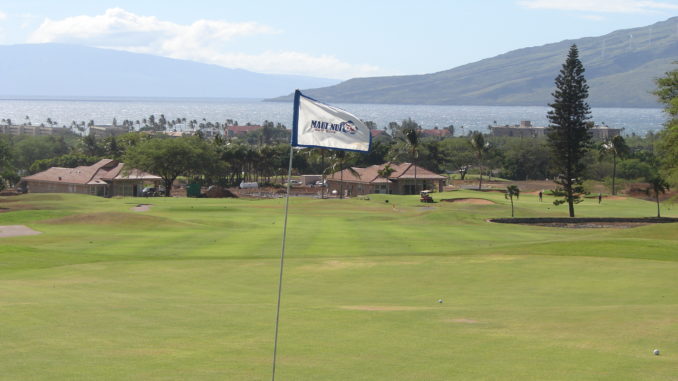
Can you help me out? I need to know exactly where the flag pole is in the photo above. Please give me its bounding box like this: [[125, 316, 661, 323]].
[[271, 144, 294, 381]]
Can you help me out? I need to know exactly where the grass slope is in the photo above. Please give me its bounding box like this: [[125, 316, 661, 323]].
[[0, 192, 676, 380]]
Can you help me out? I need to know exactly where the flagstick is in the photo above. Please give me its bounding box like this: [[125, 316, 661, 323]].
[[271, 144, 294, 381]]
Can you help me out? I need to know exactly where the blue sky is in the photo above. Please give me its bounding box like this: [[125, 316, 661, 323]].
[[0, 0, 676, 79]]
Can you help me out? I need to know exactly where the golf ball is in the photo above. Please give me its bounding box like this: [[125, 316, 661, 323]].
[[653, 349, 660, 356]]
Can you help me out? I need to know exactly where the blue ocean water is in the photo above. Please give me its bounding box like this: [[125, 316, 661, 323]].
[[0, 97, 668, 135]]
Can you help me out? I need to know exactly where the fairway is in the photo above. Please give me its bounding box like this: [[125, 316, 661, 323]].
[[1, 192, 677, 380]]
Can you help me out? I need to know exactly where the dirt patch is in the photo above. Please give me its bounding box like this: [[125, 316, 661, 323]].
[[489, 217, 678, 229], [299, 260, 378, 271], [441, 198, 495, 205], [0, 225, 42, 238], [132, 204, 153, 212], [341, 306, 434, 311], [41, 212, 177, 227], [444, 318, 479, 324]]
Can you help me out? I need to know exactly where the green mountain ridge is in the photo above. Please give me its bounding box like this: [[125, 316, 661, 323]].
[[268, 17, 677, 107]]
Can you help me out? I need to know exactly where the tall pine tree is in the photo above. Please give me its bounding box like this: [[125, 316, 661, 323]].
[[546, 44, 592, 217]]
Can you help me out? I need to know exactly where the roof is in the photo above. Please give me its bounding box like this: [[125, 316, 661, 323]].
[[421, 129, 452, 137], [226, 125, 263, 134], [329, 162, 445, 184], [22, 159, 161, 185]]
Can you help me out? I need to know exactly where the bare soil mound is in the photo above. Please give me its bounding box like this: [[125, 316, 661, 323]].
[[131, 204, 152, 212], [489, 217, 678, 229], [0, 225, 42, 238], [341, 306, 434, 311], [441, 198, 495, 205], [41, 212, 177, 227]]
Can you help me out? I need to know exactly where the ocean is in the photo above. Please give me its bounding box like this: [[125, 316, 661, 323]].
[[0, 97, 668, 136]]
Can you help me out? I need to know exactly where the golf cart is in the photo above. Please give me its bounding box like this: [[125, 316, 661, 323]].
[[420, 190, 434, 203]]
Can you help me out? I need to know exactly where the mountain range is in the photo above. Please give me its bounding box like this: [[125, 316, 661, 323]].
[[269, 17, 678, 108], [0, 44, 339, 99]]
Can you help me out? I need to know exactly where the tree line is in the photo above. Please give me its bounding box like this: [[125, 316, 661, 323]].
[[1, 45, 676, 212]]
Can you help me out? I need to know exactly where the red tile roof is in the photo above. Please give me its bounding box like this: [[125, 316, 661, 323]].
[[22, 159, 160, 184], [226, 125, 263, 134], [329, 162, 445, 184], [421, 129, 452, 137]]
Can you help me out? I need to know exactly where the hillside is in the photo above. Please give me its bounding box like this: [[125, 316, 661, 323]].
[[0, 44, 339, 99], [269, 17, 678, 107]]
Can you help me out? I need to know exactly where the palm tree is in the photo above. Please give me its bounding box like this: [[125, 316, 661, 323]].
[[600, 135, 630, 195], [377, 163, 395, 194], [403, 127, 419, 194], [646, 176, 670, 217], [470, 132, 491, 190], [329, 151, 359, 199], [505, 185, 520, 217]]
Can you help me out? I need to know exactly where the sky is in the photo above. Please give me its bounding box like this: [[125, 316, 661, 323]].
[[0, 0, 676, 80]]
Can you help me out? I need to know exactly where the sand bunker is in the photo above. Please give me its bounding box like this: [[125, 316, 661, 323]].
[[341, 306, 434, 311], [0, 225, 42, 238], [132, 204, 153, 212], [441, 198, 495, 205]]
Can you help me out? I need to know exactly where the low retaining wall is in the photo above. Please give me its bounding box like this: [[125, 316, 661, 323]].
[[490, 217, 678, 224]]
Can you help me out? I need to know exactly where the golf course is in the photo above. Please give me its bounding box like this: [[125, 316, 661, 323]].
[[1, 191, 677, 380]]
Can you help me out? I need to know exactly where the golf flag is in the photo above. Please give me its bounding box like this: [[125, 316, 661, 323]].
[[292, 90, 371, 152]]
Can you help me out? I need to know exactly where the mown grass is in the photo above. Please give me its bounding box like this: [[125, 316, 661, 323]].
[[0, 191, 676, 380]]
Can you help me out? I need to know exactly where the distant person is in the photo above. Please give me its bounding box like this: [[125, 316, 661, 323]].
[[598, 193, 602, 204], [538, 191, 543, 202]]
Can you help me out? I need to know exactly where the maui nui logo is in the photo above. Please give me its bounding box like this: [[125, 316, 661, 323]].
[[310, 120, 358, 135]]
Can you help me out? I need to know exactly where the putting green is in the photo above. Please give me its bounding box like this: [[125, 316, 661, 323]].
[[0, 192, 676, 380]]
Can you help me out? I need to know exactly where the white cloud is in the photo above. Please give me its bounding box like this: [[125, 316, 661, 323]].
[[580, 14, 606, 20], [518, 0, 678, 13], [26, 8, 380, 79], [0, 10, 7, 20]]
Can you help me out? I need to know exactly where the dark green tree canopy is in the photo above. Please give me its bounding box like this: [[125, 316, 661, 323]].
[[546, 44, 592, 217], [654, 65, 678, 185], [123, 136, 217, 196]]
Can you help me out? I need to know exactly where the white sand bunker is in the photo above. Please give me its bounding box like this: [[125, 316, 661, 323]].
[[131, 204, 153, 212], [0, 225, 42, 238]]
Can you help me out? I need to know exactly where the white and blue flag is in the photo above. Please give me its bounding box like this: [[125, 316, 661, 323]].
[[292, 90, 371, 152]]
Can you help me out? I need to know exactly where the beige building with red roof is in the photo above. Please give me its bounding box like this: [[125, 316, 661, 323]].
[[327, 162, 446, 197], [21, 159, 161, 197], [226, 125, 263, 136]]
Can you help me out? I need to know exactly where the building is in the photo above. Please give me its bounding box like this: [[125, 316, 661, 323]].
[[420, 128, 453, 139], [489, 120, 622, 139], [89, 125, 130, 137], [0, 125, 68, 136], [21, 159, 161, 197], [327, 162, 446, 197], [226, 125, 263, 136]]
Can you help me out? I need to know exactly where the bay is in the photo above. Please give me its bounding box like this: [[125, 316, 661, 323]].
[[0, 97, 667, 136]]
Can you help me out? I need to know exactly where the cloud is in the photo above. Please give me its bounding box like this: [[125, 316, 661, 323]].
[[27, 8, 380, 79], [580, 14, 606, 20], [518, 0, 678, 13], [0, 10, 6, 20]]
